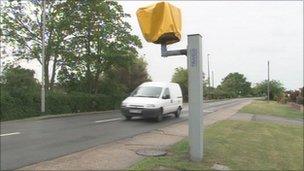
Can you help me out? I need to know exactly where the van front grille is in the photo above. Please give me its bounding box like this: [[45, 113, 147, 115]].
[[129, 105, 144, 108]]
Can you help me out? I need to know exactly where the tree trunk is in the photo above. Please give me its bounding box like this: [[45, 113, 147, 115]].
[[45, 61, 49, 90], [85, 63, 93, 93], [85, 20, 93, 94], [93, 68, 101, 94]]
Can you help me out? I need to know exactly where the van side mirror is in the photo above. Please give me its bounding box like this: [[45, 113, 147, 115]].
[[162, 94, 170, 99]]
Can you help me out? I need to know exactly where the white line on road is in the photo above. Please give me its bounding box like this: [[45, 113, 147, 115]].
[[94, 118, 122, 123], [204, 109, 216, 113], [0, 132, 20, 137]]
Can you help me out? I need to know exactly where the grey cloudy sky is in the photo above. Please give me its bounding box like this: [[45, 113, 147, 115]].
[[14, 1, 303, 90], [119, 1, 303, 90]]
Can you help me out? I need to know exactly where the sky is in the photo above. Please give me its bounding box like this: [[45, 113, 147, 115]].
[[6, 0, 303, 90], [119, 1, 303, 90]]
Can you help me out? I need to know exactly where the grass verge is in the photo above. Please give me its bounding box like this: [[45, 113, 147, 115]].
[[130, 120, 303, 170], [239, 100, 303, 119]]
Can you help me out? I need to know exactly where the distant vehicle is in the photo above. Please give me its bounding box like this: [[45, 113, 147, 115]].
[[121, 82, 183, 122]]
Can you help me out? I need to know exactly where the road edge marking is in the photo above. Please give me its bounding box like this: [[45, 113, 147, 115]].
[[0, 132, 20, 137], [94, 118, 122, 123]]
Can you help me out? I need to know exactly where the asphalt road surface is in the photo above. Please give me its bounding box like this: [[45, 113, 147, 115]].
[[1, 98, 250, 170]]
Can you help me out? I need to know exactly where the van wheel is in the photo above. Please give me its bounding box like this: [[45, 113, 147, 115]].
[[156, 108, 163, 122], [175, 107, 181, 118], [125, 116, 132, 120]]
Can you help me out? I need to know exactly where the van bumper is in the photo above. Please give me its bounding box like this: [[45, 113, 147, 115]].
[[120, 107, 161, 118]]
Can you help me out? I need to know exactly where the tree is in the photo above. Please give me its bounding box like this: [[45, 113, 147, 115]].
[[1, 0, 66, 89], [253, 80, 285, 100], [2, 65, 40, 97], [113, 57, 151, 92], [171, 67, 209, 101], [97, 57, 151, 97], [57, 57, 151, 95], [0, 65, 40, 116], [285, 90, 300, 102], [218, 72, 251, 97], [56, 0, 142, 94], [171, 67, 188, 101], [297, 87, 304, 105]]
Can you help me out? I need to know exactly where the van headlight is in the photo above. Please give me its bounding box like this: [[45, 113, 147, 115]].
[[146, 104, 155, 108], [121, 102, 127, 107]]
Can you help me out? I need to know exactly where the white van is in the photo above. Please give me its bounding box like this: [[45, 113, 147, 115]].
[[121, 82, 183, 121]]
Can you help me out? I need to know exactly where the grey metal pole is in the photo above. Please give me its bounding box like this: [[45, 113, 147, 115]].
[[187, 34, 203, 161], [212, 70, 214, 87], [161, 44, 187, 57], [41, 0, 46, 113], [0, 60, 1, 77], [267, 61, 270, 102], [207, 53, 210, 99], [159, 35, 203, 161]]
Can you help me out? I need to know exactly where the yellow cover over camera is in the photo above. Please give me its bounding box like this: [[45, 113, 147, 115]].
[[136, 2, 181, 45]]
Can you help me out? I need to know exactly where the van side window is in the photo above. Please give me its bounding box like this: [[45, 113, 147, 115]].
[[163, 88, 170, 99]]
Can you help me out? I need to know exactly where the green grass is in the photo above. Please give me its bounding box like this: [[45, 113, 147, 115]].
[[130, 120, 303, 170], [239, 100, 303, 119]]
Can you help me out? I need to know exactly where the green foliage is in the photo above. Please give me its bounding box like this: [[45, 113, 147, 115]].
[[2, 65, 40, 96], [286, 87, 304, 105], [1, 89, 39, 121], [1, 90, 123, 121], [212, 88, 231, 99], [1, 1, 66, 89], [127, 57, 152, 91], [56, 0, 142, 94], [0, 1, 151, 121], [276, 93, 287, 104], [253, 80, 285, 100], [1, 66, 41, 120], [1, 0, 143, 92], [171, 69, 253, 100], [286, 90, 300, 102], [103, 57, 151, 94], [218, 72, 251, 98], [58, 57, 151, 97], [0, 66, 124, 121], [171, 67, 188, 101], [171, 70, 286, 100], [296, 96, 304, 105], [46, 92, 122, 114]]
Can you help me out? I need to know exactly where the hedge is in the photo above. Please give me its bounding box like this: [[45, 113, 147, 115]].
[[0, 91, 125, 121]]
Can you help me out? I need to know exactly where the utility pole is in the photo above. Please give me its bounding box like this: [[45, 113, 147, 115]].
[[41, 0, 46, 113], [207, 53, 210, 99], [212, 70, 214, 87], [161, 34, 203, 161], [187, 35, 203, 161], [267, 61, 270, 102]]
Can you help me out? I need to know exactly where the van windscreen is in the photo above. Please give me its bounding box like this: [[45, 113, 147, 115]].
[[130, 86, 162, 98]]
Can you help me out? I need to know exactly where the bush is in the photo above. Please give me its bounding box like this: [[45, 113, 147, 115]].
[[0, 88, 41, 121], [275, 93, 287, 104], [0, 66, 126, 121], [296, 96, 304, 105], [0, 90, 125, 121], [46, 92, 72, 114], [1, 90, 26, 120]]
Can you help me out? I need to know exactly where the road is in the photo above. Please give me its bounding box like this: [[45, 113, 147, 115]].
[[1, 98, 250, 170]]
